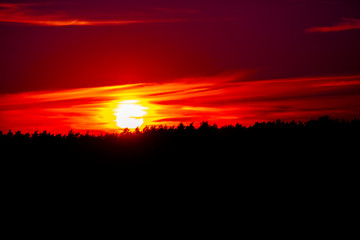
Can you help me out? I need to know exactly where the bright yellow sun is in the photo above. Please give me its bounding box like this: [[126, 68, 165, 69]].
[[114, 100, 147, 129]]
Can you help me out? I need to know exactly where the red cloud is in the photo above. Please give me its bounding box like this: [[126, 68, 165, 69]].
[[306, 18, 360, 33], [0, 3, 184, 26], [1, 74, 360, 133]]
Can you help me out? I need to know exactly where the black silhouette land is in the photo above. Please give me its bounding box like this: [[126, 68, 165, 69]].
[[2, 115, 359, 176], [1, 115, 358, 232]]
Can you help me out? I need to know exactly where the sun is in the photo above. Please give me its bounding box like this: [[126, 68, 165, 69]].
[[114, 100, 147, 129]]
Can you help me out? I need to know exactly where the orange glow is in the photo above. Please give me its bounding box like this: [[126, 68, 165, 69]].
[[0, 74, 360, 134]]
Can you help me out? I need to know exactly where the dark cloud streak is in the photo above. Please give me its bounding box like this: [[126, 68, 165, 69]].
[[0, 2, 187, 26], [306, 18, 360, 32]]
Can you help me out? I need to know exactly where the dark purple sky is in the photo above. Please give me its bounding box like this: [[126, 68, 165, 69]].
[[1, 0, 359, 93], [1, 0, 360, 132]]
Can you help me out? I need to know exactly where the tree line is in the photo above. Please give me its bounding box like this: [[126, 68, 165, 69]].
[[1, 116, 359, 141], [1, 115, 359, 195]]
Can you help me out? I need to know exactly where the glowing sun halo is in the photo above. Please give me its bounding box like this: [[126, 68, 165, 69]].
[[114, 100, 147, 129]]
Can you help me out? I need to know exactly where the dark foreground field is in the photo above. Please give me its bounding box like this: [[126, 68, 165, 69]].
[[1, 116, 359, 234]]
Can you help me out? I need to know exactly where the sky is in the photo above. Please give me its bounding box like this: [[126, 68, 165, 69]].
[[0, 0, 360, 133]]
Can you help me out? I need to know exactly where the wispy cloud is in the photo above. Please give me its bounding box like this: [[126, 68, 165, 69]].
[[0, 3, 185, 26], [1, 73, 360, 133], [306, 18, 360, 33]]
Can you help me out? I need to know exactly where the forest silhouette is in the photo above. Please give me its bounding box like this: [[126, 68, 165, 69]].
[[2, 115, 359, 214], [2, 116, 359, 173]]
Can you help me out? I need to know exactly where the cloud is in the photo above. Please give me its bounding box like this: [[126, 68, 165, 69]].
[[306, 18, 360, 33], [1, 73, 360, 133], [0, 3, 184, 26]]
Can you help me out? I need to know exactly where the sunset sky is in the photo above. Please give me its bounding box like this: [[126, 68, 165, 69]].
[[1, 0, 360, 133]]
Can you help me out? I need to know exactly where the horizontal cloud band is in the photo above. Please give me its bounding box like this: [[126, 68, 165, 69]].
[[0, 74, 359, 133], [306, 18, 360, 33]]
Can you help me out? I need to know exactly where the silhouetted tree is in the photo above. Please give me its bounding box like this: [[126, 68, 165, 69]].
[[0, 115, 359, 175]]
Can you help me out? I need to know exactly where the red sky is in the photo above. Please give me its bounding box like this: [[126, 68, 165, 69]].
[[1, 0, 360, 133]]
